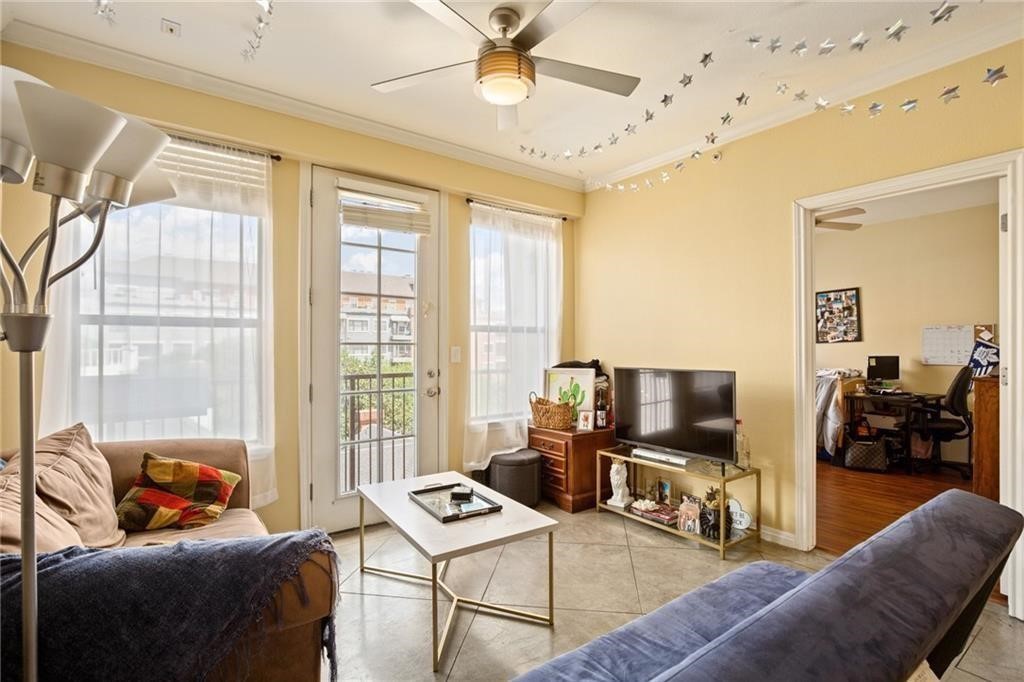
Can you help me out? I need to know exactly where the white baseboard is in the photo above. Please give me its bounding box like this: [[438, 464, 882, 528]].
[[760, 526, 800, 549]]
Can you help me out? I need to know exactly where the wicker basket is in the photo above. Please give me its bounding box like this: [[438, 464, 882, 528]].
[[530, 392, 573, 430]]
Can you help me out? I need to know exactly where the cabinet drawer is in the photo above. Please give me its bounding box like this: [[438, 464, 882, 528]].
[[529, 434, 566, 456], [541, 454, 565, 475], [542, 471, 566, 492]]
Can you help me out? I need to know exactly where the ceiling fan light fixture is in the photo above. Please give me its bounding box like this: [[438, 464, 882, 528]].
[[474, 45, 535, 106]]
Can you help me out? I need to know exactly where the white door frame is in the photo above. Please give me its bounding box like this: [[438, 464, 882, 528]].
[[792, 150, 1024, 619], [297, 162, 449, 530]]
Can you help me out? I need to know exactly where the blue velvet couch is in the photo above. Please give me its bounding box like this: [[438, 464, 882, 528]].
[[518, 489, 1022, 682]]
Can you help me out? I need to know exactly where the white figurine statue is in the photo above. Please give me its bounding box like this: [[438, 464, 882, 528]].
[[607, 458, 634, 508]]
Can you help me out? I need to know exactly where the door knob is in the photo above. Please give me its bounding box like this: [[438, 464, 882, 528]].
[[426, 369, 437, 378], [425, 386, 441, 398]]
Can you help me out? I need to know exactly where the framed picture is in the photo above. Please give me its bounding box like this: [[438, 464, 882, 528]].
[[656, 478, 672, 504], [544, 368, 596, 421], [815, 287, 862, 343], [679, 494, 701, 534], [577, 410, 594, 431]]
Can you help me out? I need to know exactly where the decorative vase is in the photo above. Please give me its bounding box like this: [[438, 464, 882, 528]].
[[698, 486, 733, 540]]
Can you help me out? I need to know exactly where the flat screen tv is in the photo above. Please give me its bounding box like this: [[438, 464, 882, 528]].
[[613, 367, 736, 465]]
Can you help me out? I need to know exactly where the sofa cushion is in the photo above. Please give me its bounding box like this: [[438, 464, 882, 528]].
[[122, 508, 268, 546], [5, 424, 125, 548], [0, 475, 83, 552], [115, 452, 242, 531], [516, 561, 810, 682]]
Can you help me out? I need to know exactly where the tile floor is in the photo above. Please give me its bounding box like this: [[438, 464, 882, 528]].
[[329, 502, 1022, 681]]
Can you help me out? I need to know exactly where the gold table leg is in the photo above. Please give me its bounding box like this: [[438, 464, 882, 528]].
[[548, 531, 555, 625]]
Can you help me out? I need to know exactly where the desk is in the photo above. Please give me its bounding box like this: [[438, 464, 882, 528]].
[[844, 391, 944, 473]]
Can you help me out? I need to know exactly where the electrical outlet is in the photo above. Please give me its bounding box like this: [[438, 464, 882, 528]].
[[160, 19, 181, 37], [450, 346, 461, 364]]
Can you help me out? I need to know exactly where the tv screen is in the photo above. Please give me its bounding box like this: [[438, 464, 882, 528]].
[[613, 368, 736, 464]]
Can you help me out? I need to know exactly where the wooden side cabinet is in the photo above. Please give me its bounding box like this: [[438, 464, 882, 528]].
[[972, 376, 1000, 502], [528, 425, 617, 513]]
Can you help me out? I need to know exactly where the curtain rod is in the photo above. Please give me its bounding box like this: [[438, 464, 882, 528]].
[[160, 127, 282, 162], [466, 197, 567, 222]]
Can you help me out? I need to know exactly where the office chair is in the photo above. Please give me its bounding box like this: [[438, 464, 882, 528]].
[[906, 365, 974, 480]]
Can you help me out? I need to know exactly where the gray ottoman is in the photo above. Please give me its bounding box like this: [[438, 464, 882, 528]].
[[488, 449, 541, 508]]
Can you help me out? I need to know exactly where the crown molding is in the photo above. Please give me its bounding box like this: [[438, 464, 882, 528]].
[[0, 20, 585, 192], [585, 21, 1023, 191]]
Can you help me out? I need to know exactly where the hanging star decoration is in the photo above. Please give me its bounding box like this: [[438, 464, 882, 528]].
[[736, 92, 750, 106], [608, 133, 620, 145], [776, 81, 789, 95], [814, 96, 830, 112], [604, 184, 613, 192], [930, 1, 958, 25], [699, 52, 714, 68], [630, 183, 639, 192], [886, 19, 910, 42], [868, 101, 884, 117], [900, 98, 919, 113], [539, 151, 547, 160], [768, 37, 783, 54], [645, 179, 655, 189], [747, 35, 762, 48], [593, 143, 603, 154], [644, 108, 655, 123], [850, 31, 870, 52], [691, 150, 703, 160], [793, 90, 808, 102], [674, 160, 686, 172], [679, 73, 693, 87], [528, 147, 535, 157], [625, 123, 638, 135], [563, 149, 573, 159], [705, 131, 718, 144], [660, 93, 674, 107], [721, 112, 733, 126], [819, 38, 837, 56], [660, 171, 671, 183], [939, 84, 960, 104], [840, 102, 856, 116], [578, 146, 588, 158], [791, 39, 808, 56], [519, 145, 527, 154], [616, 184, 625, 192], [983, 66, 1008, 86]]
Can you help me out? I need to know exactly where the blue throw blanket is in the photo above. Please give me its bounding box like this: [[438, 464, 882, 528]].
[[1, 529, 337, 681]]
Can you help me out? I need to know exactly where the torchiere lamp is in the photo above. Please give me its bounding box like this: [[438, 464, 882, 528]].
[[0, 68, 175, 681]]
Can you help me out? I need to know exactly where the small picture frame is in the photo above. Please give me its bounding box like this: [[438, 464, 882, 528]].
[[577, 410, 594, 432], [657, 478, 672, 504], [679, 494, 701, 534]]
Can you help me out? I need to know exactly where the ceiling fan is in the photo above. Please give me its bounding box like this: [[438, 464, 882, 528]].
[[372, 1, 641, 131], [815, 208, 867, 231]]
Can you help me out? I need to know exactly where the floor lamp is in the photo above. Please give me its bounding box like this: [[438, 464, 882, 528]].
[[0, 68, 174, 681]]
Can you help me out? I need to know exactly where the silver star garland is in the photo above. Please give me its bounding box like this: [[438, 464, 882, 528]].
[[660, 171, 671, 183], [608, 133, 620, 145], [736, 92, 750, 106], [630, 183, 639, 193], [930, 1, 958, 25], [578, 146, 587, 158], [705, 131, 718, 144], [645, 179, 655, 189], [819, 38, 837, 56], [814, 96, 830, 112], [674, 160, 686, 172], [679, 73, 693, 87], [793, 90, 808, 102], [849, 31, 870, 52], [868, 102, 884, 117], [721, 112, 733, 125], [94, 0, 116, 24], [939, 85, 960, 104], [593, 143, 603, 154], [768, 37, 783, 54], [747, 35, 762, 48], [691, 150, 703, 160], [886, 19, 910, 42], [983, 66, 1008, 86], [900, 98, 919, 113], [792, 39, 808, 56], [840, 102, 856, 116], [625, 123, 638, 135], [699, 52, 714, 68], [644, 108, 655, 123], [776, 81, 789, 95], [660, 94, 674, 107]]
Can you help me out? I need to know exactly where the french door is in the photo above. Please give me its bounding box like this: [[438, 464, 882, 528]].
[[310, 166, 441, 532]]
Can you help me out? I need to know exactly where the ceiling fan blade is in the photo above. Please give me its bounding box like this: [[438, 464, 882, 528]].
[[371, 60, 475, 93], [533, 57, 640, 97], [410, 0, 495, 47], [496, 105, 518, 131], [816, 207, 866, 223], [816, 221, 863, 231], [513, 0, 596, 52]]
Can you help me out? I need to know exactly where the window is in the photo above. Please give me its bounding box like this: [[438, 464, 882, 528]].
[[468, 203, 562, 423], [42, 135, 275, 499]]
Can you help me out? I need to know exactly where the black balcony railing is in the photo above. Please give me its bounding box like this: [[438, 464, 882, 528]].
[[340, 371, 417, 489]]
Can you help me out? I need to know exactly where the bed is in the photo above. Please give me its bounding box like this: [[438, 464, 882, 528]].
[[815, 369, 865, 457]]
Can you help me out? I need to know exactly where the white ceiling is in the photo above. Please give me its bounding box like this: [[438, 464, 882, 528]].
[[2, 1, 1021, 190]]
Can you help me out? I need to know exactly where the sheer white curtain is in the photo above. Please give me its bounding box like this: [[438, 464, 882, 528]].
[[464, 203, 562, 471], [40, 135, 277, 507]]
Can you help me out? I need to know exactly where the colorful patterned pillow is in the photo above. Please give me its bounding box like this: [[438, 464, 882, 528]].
[[115, 452, 241, 531]]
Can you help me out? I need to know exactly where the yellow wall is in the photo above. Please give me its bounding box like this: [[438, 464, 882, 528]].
[[814, 204, 1000, 394], [0, 42, 582, 532], [576, 41, 1023, 535]]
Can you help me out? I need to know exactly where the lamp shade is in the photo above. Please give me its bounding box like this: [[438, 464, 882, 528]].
[[126, 164, 176, 207], [14, 81, 125, 176], [95, 116, 170, 183], [0, 67, 48, 183]]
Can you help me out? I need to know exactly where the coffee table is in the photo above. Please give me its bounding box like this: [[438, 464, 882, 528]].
[[357, 471, 558, 672]]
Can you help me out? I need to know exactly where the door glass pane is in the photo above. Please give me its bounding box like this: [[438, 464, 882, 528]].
[[337, 224, 419, 493]]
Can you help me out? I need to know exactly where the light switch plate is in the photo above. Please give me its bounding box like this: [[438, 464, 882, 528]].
[[450, 346, 461, 364]]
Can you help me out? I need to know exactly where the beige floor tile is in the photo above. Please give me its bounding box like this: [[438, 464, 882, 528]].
[[331, 524, 395, 585], [758, 542, 835, 572], [940, 666, 988, 681], [446, 606, 636, 681], [340, 533, 503, 601], [623, 517, 703, 549], [956, 604, 1024, 681], [334, 592, 473, 680], [484, 539, 641, 614], [629, 544, 763, 613], [525, 505, 628, 546]]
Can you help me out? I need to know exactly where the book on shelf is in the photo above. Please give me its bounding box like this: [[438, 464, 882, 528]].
[[629, 502, 679, 525]]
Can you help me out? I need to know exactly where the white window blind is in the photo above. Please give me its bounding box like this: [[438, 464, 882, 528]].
[[339, 189, 432, 234], [40, 134, 278, 506]]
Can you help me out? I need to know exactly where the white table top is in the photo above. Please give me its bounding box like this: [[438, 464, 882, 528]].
[[357, 471, 558, 563]]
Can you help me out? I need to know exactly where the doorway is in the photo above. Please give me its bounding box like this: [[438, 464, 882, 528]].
[[792, 150, 1024, 619], [309, 166, 442, 532]]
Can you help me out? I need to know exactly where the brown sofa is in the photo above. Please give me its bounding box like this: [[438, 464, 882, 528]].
[[2, 438, 335, 681]]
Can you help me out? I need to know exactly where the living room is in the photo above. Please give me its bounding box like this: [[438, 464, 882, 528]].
[[1, 2, 1022, 681]]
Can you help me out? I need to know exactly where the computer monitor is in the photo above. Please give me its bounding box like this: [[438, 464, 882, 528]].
[[867, 355, 900, 381]]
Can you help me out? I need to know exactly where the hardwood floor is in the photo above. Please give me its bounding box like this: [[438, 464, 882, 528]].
[[815, 460, 971, 556]]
